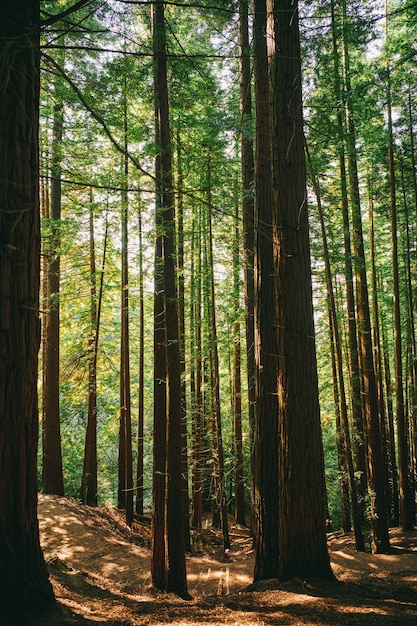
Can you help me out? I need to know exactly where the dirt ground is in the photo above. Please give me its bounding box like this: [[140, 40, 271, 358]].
[[22, 495, 417, 625]]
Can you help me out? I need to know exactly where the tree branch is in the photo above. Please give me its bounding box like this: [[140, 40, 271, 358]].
[[42, 52, 157, 183], [41, 0, 98, 28]]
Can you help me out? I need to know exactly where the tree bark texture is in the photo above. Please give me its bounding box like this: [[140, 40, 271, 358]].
[[387, 66, 415, 531], [269, 0, 334, 580], [330, 0, 367, 520], [341, 0, 390, 552], [252, 0, 280, 582], [239, 0, 256, 533], [153, 0, 189, 598], [118, 139, 134, 525], [0, 1, 55, 614], [42, 69, 64, 496]]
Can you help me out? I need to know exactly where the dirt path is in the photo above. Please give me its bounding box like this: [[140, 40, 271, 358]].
[[29, 495, 417, 625]]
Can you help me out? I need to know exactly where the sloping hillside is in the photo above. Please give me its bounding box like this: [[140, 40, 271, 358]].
[[21, 494, 417, 625]]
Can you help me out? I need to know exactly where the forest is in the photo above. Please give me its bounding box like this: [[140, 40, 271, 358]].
[[1, 0, 417, 622]]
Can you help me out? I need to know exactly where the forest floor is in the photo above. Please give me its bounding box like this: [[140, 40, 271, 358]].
[[21, 494, 417, 625]]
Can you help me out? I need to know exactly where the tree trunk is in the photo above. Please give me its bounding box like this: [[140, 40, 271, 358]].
[[190, 210, 204, 528], [151, 217, 167, 591], [233, 202, 246, 526], [118, 97, 134, 526], [205, 155, 230, 551], [136, 203, 145, 516], [367, 179, 392, 526], [341, 0, 390, 552], [176, 130, 191, 552], [381, 310, 400, 525], [401, 164, 417, 514], [386, 64, 414, 531], [42, 65, 64, 496], [0, 1, 55, 614], [252, 0, 280, 582], [306, 144, 364, 550], [268, 0, 334, 580], [80, 195, 108, 506], [152, 0, 189, 598], [239, 0, 256, 535], [151, 66, 167, 590], [330, 0, 367, 527]]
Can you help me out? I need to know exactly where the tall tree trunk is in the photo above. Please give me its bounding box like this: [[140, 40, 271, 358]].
[[151, 211, 167, 590], [330, 319, 352, 534], [367, 178, 393, 525], [136, 203, 145, 516], [151, 45, 167, 588], [233, 202, 246, 527], [43, 66, 64, 496], [268, 0, 334, 579], [252, 0, 280, 582], [118, 94, 134, 526], [381, 308, 400, 525], [401, 165, 417, 511], [306, 144, 364, 550], [176, 130, 191, 552], [330, 0, 367, 525], [80, 197, 108, 505], [239, 0, 256, 535], [0, 1, 55, 613], [386, 64, 415, 531], [206, 155, 231, 551], [341, 0, 390, 552], [190, 209, 204, 528], [152, 0, 189, 598]]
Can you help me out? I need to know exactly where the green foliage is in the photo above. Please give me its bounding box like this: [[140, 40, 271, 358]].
[[37, 0, 417, 537]]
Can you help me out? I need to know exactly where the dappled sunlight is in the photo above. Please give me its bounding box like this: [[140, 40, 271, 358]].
[[37, 495, 417, 625], [329, 528, 417, 584]]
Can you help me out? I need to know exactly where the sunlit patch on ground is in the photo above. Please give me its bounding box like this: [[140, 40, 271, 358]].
[[37, 495, 417, 625]]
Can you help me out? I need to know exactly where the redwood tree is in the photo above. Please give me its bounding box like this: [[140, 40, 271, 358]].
[[152, 0, 189, 598], [268, 0, 334, 580], [42, 66, 65, 496], [252, 0, 280, 582], [0, 0, 55, 615]]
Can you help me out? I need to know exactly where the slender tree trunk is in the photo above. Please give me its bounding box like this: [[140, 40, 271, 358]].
[[151, 59, 167, 591], [190, 210, 204, 528], [118, 94, 134, 526], [330, 326, 352, 534], [0, 1, 55, 613], [380, 309, 400, 525], [306, 144, 364, 550], [80, 197, 108, 506], [405, 81, 417, 502], [233, 202, 246, 526], [367, 179, 393, 526], [43, 67, 64, 496], [386, 64, 415, 531], [136, 203, 145, 516], [206, 156, 230, 551], [202, 219, 215, 521], [341, 0, 390, 552], [239, 0, 256, 535], [176, 130, 191, 551], [330, 0, 367, 524], [41, 159, 49, 463], [401, 165, 417, 512], [252, 0, 280, 582], [151, 216, 167, 590], [152, 0, 189, 598]]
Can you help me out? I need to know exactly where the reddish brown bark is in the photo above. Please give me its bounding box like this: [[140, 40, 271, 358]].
[[0, 1, 55, 614], [252, 0, 280, 582], [269, 0, 334, 580]]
